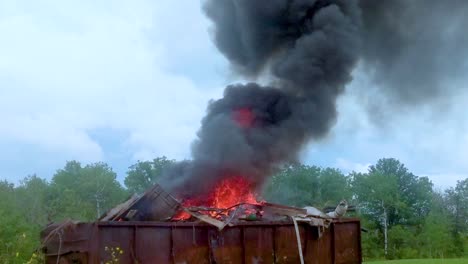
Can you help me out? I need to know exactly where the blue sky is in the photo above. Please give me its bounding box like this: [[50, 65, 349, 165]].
[[1, 0, 467, 189]]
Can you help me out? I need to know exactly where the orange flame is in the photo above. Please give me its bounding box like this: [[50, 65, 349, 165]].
[[173, 176, 262, 220]]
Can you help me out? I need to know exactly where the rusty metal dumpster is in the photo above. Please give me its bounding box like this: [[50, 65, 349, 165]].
[[41, 218, 361, 264]]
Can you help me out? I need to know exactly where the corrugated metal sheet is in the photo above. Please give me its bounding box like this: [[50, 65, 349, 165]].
[[42, 219, 361, 264], [100, 184, 181, 222]]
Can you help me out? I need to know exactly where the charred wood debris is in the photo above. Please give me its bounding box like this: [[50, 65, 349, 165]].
[[98, 183, 354, 232]]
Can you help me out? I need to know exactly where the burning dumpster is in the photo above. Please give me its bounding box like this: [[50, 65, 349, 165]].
[[41, 181, 362, 264], [41, 219, 361, 264]]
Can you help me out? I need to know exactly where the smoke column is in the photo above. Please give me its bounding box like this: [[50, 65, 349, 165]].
[[161, 0, 361, 196], [160, 0, 468, 197]]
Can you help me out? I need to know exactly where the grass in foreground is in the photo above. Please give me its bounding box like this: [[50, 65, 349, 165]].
[[365, 259, 468, 264]]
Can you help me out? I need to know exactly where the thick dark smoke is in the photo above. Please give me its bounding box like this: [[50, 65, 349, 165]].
[[159, 0, 468, 197], [161, 0, 361, 197], [359, 0, 468, 106]]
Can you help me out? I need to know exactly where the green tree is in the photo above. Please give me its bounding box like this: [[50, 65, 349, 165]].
[[352, 158, 434, 259], [352, 170, 398, 257], [417, 191, 458, 258], [387, 225, 418, 259], [263, 164, 351, 207], [369, 158, 433, 226], [418, 210, 453, 258], [49, 161, 127, 221], [0, 180, 39, 263], [15, 175, 50, 226], [445, 178, 468, 256], [79, 163, 128, 218], [360, 217, 385, 260], [263, 164, 320, 207], [124, 157, 175, 194], [318, 167, 352, 207]]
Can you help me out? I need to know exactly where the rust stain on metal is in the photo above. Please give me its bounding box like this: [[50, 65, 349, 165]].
[[98, 226, 133, 263], [209, 227, 243, 263], [172, 227, 210, 264], [135, 227, 171, 263], [243, 226, 275, 263], [274, 225, 306, 263], [42, 219, 361, 263], [333, 221, 362, 264]]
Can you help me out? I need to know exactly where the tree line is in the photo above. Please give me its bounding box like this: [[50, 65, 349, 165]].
[[0, 157, 466, 263]]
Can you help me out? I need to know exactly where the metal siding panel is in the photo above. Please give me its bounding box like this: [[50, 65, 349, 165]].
[[303, 226, 317, 264], [172, 227, 210, 264], [334, 222, 361, 264], [42, 223, 94, 256], [243, 226, 274, 264], [135, 227, 172, 264], [42, 219, 362, 264], [311, 226, 333, 264], [274, 226, 306, 263], [98, 226, 134, 263], [317, 227, 334, 264], [209, 227, 244, 264]]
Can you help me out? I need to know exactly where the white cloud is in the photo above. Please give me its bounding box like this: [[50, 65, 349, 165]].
[[421, 173, 467, 190], [335, 158, 370, 174], [1, 114, 103, 162], [0, 0, 220, 180]]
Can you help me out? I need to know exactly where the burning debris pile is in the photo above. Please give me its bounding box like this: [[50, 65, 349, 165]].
[[100, 179, 350, 233], [171, 176, 261, 221]]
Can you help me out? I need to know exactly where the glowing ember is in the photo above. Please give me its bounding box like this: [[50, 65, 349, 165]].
[[172, 176, 262, 220], [233, 108, 254, 128]]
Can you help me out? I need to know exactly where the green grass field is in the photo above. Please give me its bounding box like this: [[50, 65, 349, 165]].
[[365, 259, 468, 264]]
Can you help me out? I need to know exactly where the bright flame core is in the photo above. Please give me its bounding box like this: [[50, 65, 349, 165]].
[[173, 176, 262, 220], [233, 108, 254, 128]]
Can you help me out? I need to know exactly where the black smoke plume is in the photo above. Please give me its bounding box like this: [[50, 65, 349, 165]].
[[359, 0, 468, 107], [161, 0, 361, 196], [159, 0, 468, 197]]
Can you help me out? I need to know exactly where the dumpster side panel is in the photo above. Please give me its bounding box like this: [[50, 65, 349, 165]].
[[98, 226, 134, 263], [243, 226, 275, 263], [274, 225, 306, 263], [334, 221, 362, 264], [172, 227, 210, 264], [209, 227, 243, 264], [42, 220, 362, 264], [303, 225, 332, 264], [135, 227, 172, 263]]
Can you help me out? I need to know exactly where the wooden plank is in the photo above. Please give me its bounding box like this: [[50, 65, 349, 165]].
[[99, 194, 140, 221], [185, 209, 226, 230], [262, 202, 307, 217]]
